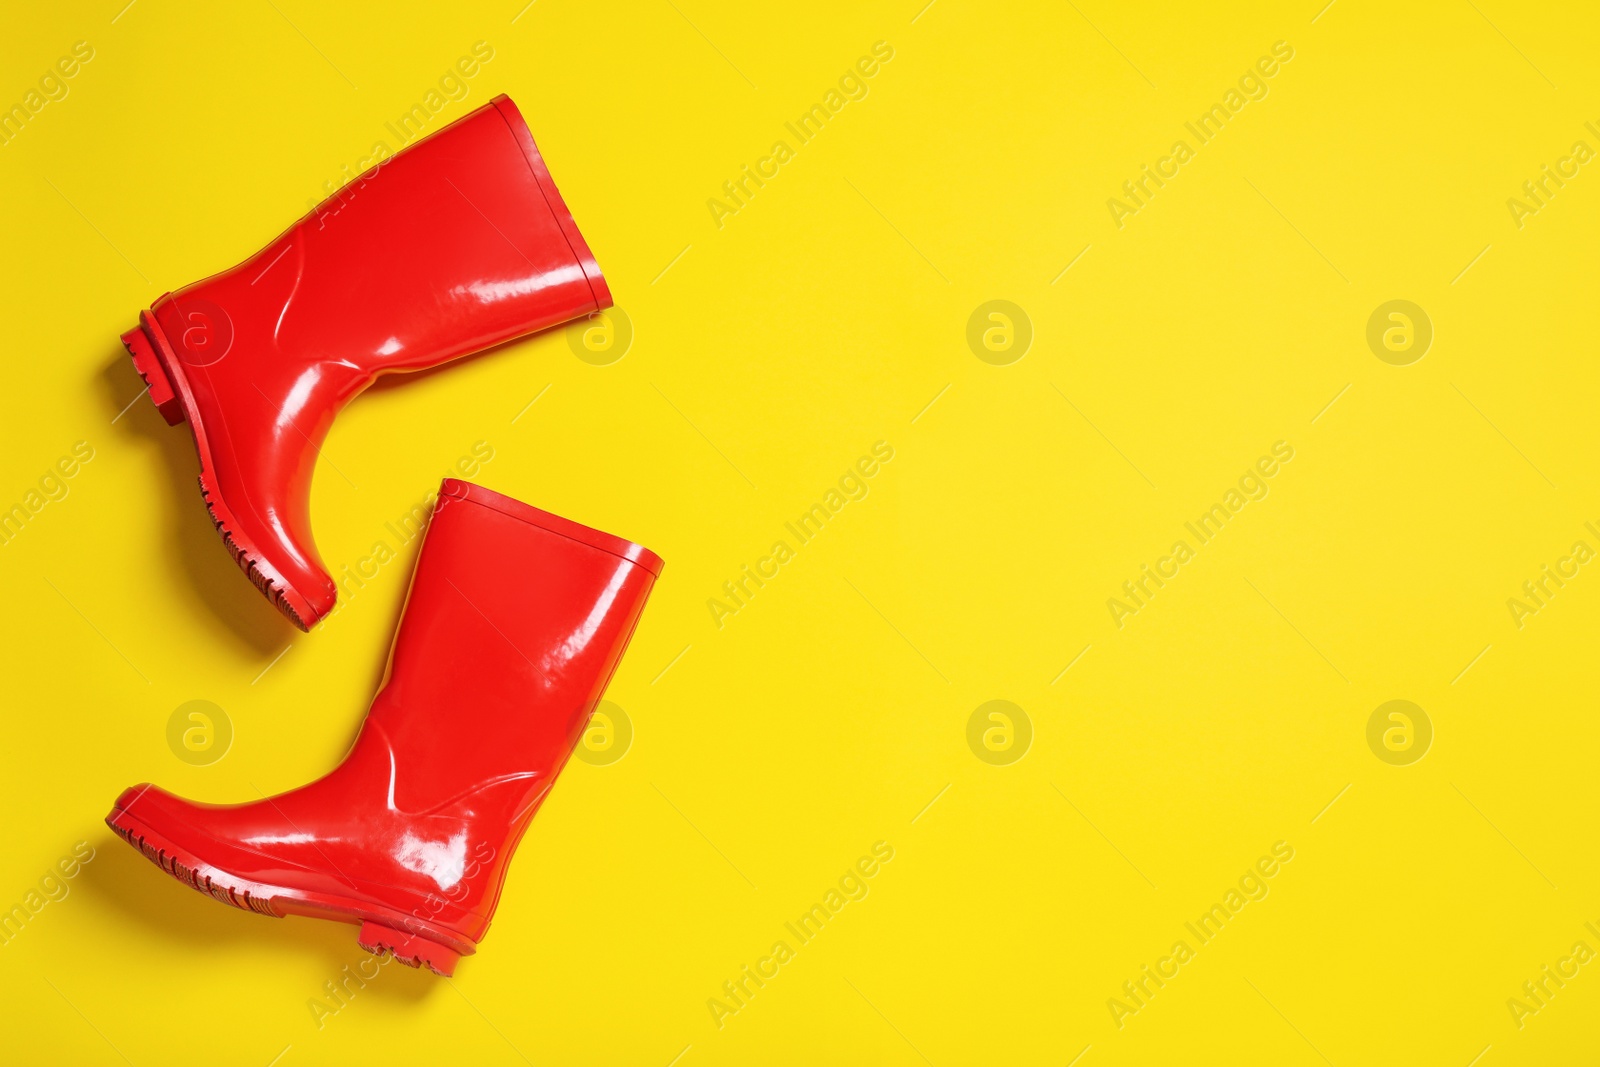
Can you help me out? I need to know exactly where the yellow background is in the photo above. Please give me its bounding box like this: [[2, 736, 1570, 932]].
[[2, 0, 1598, 1063]]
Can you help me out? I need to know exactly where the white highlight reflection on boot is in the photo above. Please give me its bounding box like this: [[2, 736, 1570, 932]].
[[551, 561, 629, 669], [459, 262, 585, 305], [396, 830, 469, 890]]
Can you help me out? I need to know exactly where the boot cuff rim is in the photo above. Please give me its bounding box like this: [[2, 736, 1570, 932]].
[[439, 478, 662, 577], [489, 94, 612, 314]]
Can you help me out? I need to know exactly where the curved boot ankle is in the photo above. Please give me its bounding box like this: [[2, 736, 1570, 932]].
[[122, 96, 610, 629], [106, 479, 661, 975]]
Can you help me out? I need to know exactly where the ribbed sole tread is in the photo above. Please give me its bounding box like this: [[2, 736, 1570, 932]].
[[197, 476, 307, 630], [112, 822, 280, 917]]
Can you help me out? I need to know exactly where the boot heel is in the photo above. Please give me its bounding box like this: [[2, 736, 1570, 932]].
[[357, 920, 464, 977], [121, 321, 186, 426]]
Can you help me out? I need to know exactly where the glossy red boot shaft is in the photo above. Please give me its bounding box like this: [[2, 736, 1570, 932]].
[[107, 480, 661, 973], [122, 96, 610, 628]]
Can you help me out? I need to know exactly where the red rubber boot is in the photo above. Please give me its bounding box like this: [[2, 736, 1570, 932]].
[[106, 480, 661, 975], [121, 96, 610, 629]]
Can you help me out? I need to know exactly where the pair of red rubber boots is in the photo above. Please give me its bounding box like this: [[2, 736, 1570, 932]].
[[106, 97, 657, 975]]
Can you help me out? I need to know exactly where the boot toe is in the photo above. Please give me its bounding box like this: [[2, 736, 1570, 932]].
[[213, 509, 337, 630], [107, 783, 214, 846]]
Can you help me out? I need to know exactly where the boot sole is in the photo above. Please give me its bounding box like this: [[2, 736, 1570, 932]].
[[122, 315, 318, 630], [107, 805, 474, 976]]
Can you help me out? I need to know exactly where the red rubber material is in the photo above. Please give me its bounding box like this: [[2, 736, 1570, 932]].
[[491, 95, 612, 313], [107, 480, 660, 973], [440, 478, 663, 577], [120, 95, 610, 630]]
